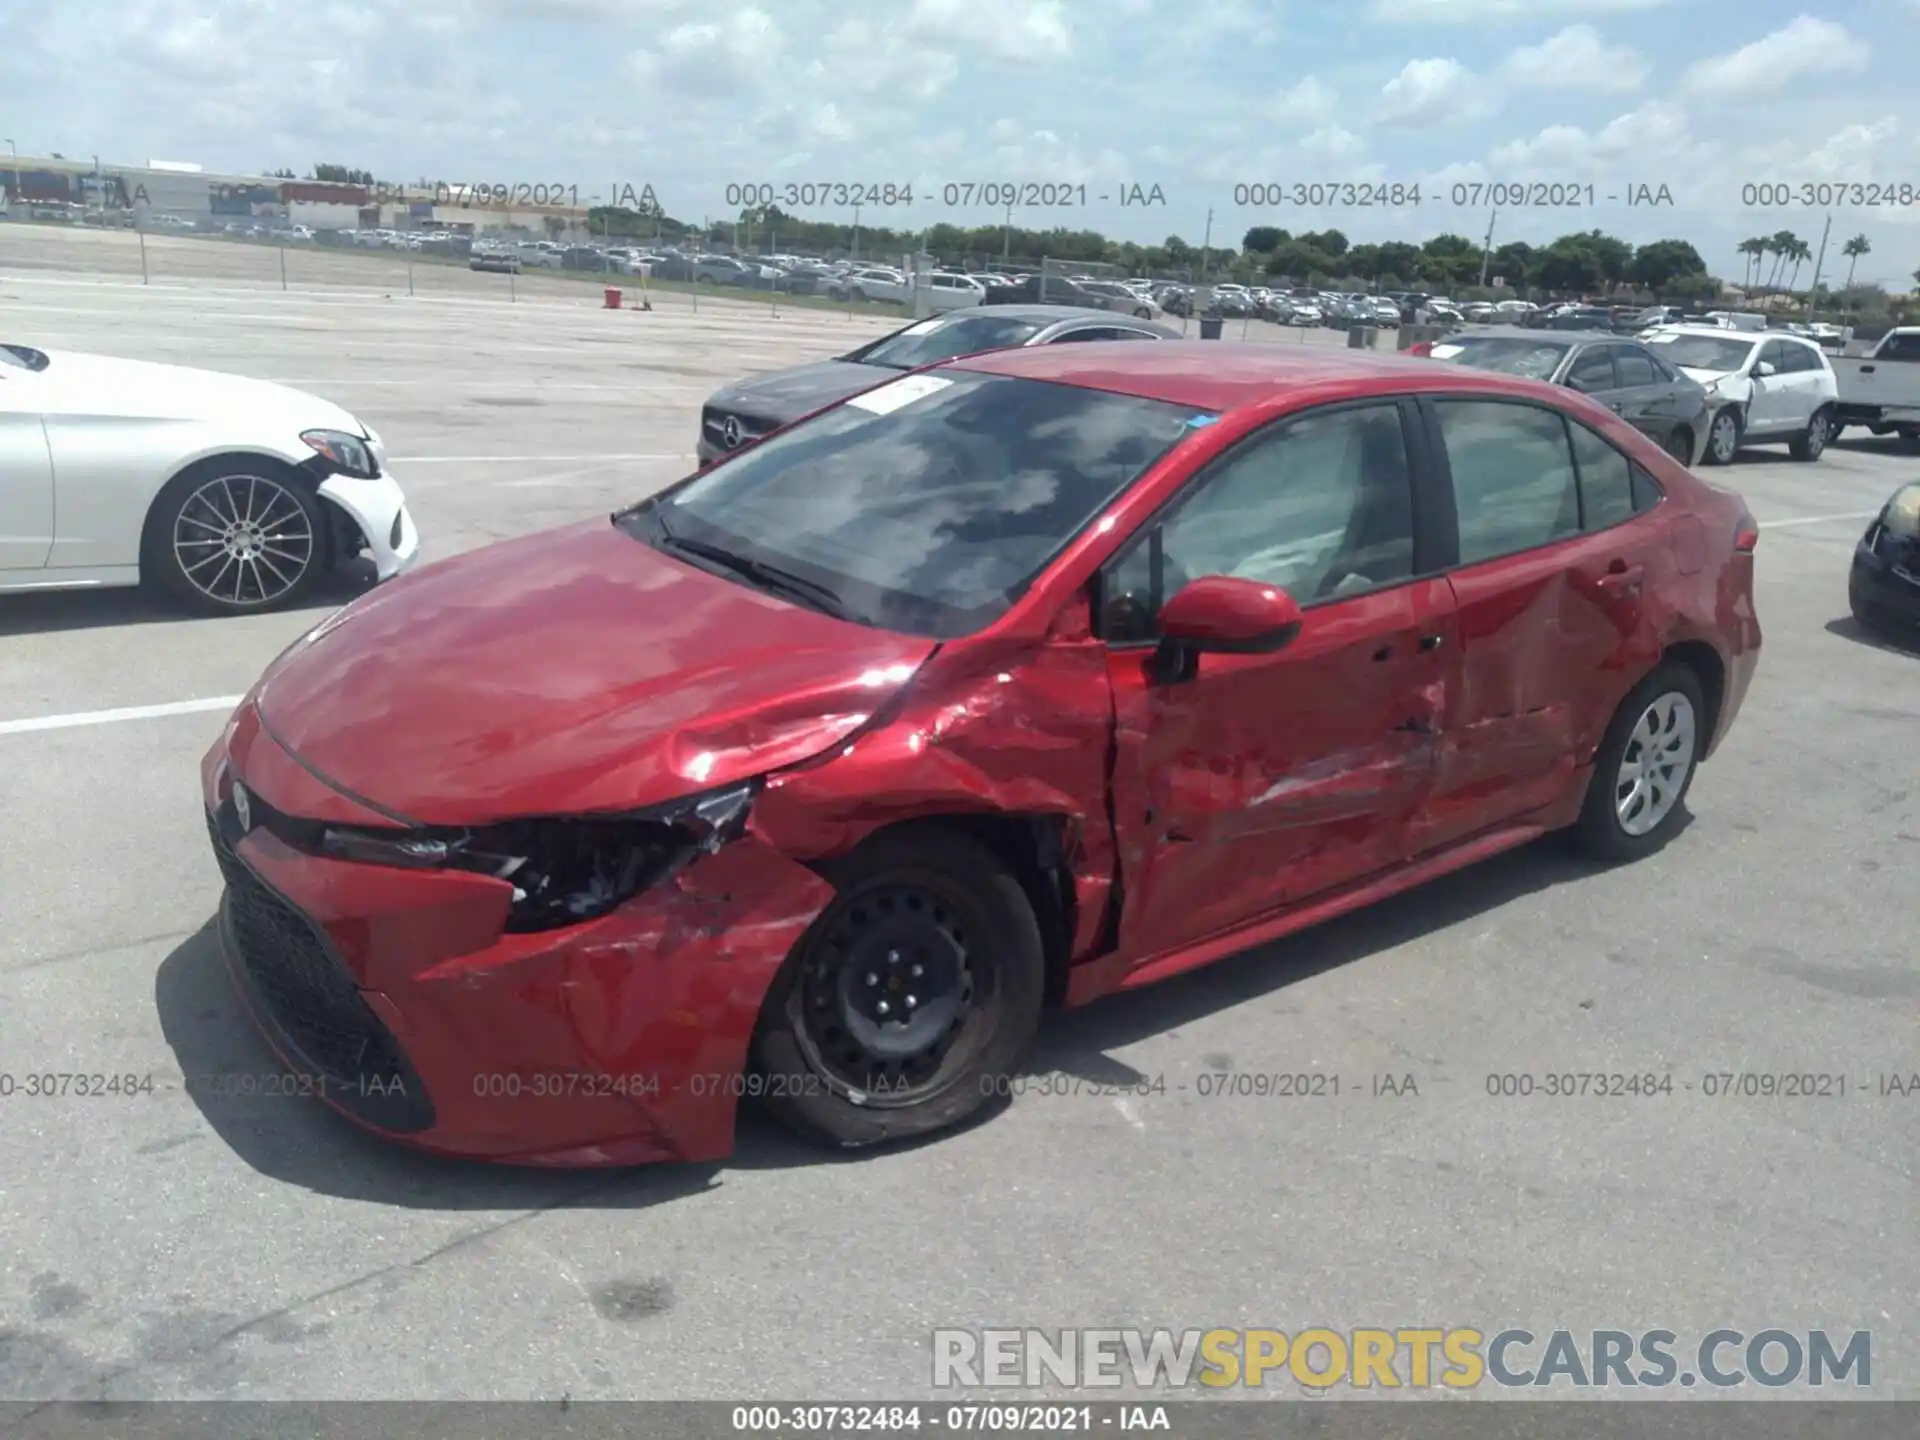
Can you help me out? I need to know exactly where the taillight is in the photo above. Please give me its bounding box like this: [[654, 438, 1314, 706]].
[[1408, 341, 1433, 357], [1734, 512, 1759, 552]]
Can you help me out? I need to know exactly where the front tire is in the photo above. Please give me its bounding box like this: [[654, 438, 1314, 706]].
[[1789, 405, 1832, 461], [144, 461, 327, 615], [1702, 407, 1742, 465], [1568, 662, 1707, 863], [752, 828, 1046, 1149]]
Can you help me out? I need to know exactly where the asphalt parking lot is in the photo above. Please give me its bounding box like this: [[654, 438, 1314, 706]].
[[1, 238, 1917, 1403]]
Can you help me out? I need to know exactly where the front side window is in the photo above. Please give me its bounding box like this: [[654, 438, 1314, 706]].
[[1613, 347, 1659, 387], [1102, 404, 1417, 642], [1565, 347, 1619, 393], [1433, 401, 1580, 565], [639, 373, 1206, 639]]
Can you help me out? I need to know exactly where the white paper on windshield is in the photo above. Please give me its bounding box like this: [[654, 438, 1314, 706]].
[[899, 319, 943, 336], [847, 373, 955, 414], [1429, 343, 1464, 359]]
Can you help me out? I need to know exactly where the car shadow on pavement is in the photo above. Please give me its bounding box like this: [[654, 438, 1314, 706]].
[[0, 566, 374, 637], [154, 921, 723, 1212], [1026, 833, 1625, 1090], [1824, 614, 1920, 655], [157, 832, 1626, 1203]]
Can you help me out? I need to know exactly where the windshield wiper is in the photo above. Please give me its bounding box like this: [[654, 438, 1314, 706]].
[[647, 508, 858, 622]]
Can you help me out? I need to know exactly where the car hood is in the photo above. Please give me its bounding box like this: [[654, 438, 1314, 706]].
[[28, 349, 364, 431], [252, 519, 936, 825], [1676, 365, 1740, 386], [706, 359, 888, 424]]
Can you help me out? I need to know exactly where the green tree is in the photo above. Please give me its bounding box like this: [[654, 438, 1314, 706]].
[[1840, 234, 1870, 296], [1736, 237, 1767, 291], [1241, 225, 1285, 252], [1627, 239, 1707, 293]]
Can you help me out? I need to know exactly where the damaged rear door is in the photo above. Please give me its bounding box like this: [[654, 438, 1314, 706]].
[[1406, 395, 1654, 856], [1096, 399, 1457, 970]]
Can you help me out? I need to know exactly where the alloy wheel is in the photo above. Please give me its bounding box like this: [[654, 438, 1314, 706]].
[[1804, 413, 1829, 457], [172, 473, 316, 608], [793, 882, 992, 1104], [1710, 412, 1739, 463], [1614, 691, 1697, 837]]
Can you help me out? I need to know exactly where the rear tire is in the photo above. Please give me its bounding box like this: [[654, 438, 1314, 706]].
[[1568, 662, 1707, 863], [143, 460, 328, 615], [1663, 426, 1694, 464], [752, 828, 1046, 1150], [1896, 425, 1920, 453], [1702, 407, 1742, 465], [1849, 577, 1882, 632], [1789, 405, 1832, 461]]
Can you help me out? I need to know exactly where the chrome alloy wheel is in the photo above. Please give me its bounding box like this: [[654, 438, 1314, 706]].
[[1615, 691, 1697, 837], [172, 473, 316, 608], [1709, 411, 1740, 463]]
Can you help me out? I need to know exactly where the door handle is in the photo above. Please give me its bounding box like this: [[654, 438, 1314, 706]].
[[1596, 562, 1644, 591]]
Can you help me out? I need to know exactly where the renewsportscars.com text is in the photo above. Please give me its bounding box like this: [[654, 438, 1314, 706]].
[[932, 1327, 1871, 1390]]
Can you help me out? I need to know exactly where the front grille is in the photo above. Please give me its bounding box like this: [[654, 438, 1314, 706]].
[[701, 407, 767, 451], [206, 809, 432, 1131]]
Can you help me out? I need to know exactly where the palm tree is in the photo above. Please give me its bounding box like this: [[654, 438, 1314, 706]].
[[1783, 237, 1812, 298], [1841, 234, 1870, 295], [1764, 230, 1800, 294], [1737, 237, 1767, 291]]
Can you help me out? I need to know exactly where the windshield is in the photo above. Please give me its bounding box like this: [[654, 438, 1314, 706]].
[[1645, 333, 1757, 372], [858, 314, 1047, 369], [633, 372, 1205, 637], [1429, 337, 1570, 380]]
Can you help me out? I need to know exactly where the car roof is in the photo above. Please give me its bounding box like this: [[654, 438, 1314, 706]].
[[967, 303, 1145, 325], [946, 339, 1551, 411], [1649, 325, 1778, 341]]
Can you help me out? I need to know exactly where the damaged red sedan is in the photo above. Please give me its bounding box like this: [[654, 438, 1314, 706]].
[[201, 342, 1761, 1166]]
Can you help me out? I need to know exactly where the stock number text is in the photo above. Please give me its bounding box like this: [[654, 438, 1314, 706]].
[[726, 182, 913, 209], [1742, 182, 1917, 209], [1235, 182, 1421, 208]]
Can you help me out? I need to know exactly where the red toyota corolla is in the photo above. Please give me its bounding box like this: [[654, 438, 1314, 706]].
[[201, 342, 1761, 1166]]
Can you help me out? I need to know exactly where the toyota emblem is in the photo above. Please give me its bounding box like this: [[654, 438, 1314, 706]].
[[232, 782, 252, 833], [721, 416, 743, 449]]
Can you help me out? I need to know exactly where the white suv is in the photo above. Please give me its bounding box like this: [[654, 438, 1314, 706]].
[[1642, 325, 1840, 464]]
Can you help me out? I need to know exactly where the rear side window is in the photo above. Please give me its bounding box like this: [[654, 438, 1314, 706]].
[[1569, 422, 1635, 530], [1433, 401, 1581, 564]]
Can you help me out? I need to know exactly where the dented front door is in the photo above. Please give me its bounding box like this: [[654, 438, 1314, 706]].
[[1109, 576, 1459, 968]]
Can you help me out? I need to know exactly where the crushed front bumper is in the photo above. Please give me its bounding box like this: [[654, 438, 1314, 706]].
[[200, 704, 833, 1166], [318, 470, 420, 581]]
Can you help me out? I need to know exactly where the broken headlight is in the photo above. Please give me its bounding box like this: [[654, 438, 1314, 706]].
[[314, 780, 757, 933]]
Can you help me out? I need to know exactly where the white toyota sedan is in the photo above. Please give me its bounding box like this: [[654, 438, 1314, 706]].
[[0, 343, 418, 614]]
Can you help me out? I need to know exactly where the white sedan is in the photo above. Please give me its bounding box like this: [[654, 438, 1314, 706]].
[[0, 343, 419, 614]]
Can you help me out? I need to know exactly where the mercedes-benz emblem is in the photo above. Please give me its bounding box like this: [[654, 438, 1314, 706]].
[[721, 416, 743, 449], [232, 782, 252, 833]]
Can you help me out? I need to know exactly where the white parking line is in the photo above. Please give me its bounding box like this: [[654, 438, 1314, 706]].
[[0, 696, 242, 737], [1758, 511, 1879, 530], [393, 452, 694, 463]]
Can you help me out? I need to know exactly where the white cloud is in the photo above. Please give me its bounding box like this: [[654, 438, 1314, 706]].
[[1682, 17, 1869, 99], [905, 0, 1071, 62], [1488, 100, 1708, 170], [1263, 77, 1337, 125], [1371, 0, 1666, 19], [1500, 25, 1647, 91], [1374, 58, 1491, 127]]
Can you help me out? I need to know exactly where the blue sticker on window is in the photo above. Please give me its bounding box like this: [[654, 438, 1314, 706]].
[[1186, 414, 1219, 428]]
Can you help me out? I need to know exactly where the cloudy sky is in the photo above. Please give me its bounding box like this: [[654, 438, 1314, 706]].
[[8, 0, 1919, 284]]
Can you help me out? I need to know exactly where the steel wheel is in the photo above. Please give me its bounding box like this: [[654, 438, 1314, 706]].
[[1614, 691, 1697, 837], [791, 882, 995, 1105], [1707, 410, 1740, 464], [171, 472, 316, 609]]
